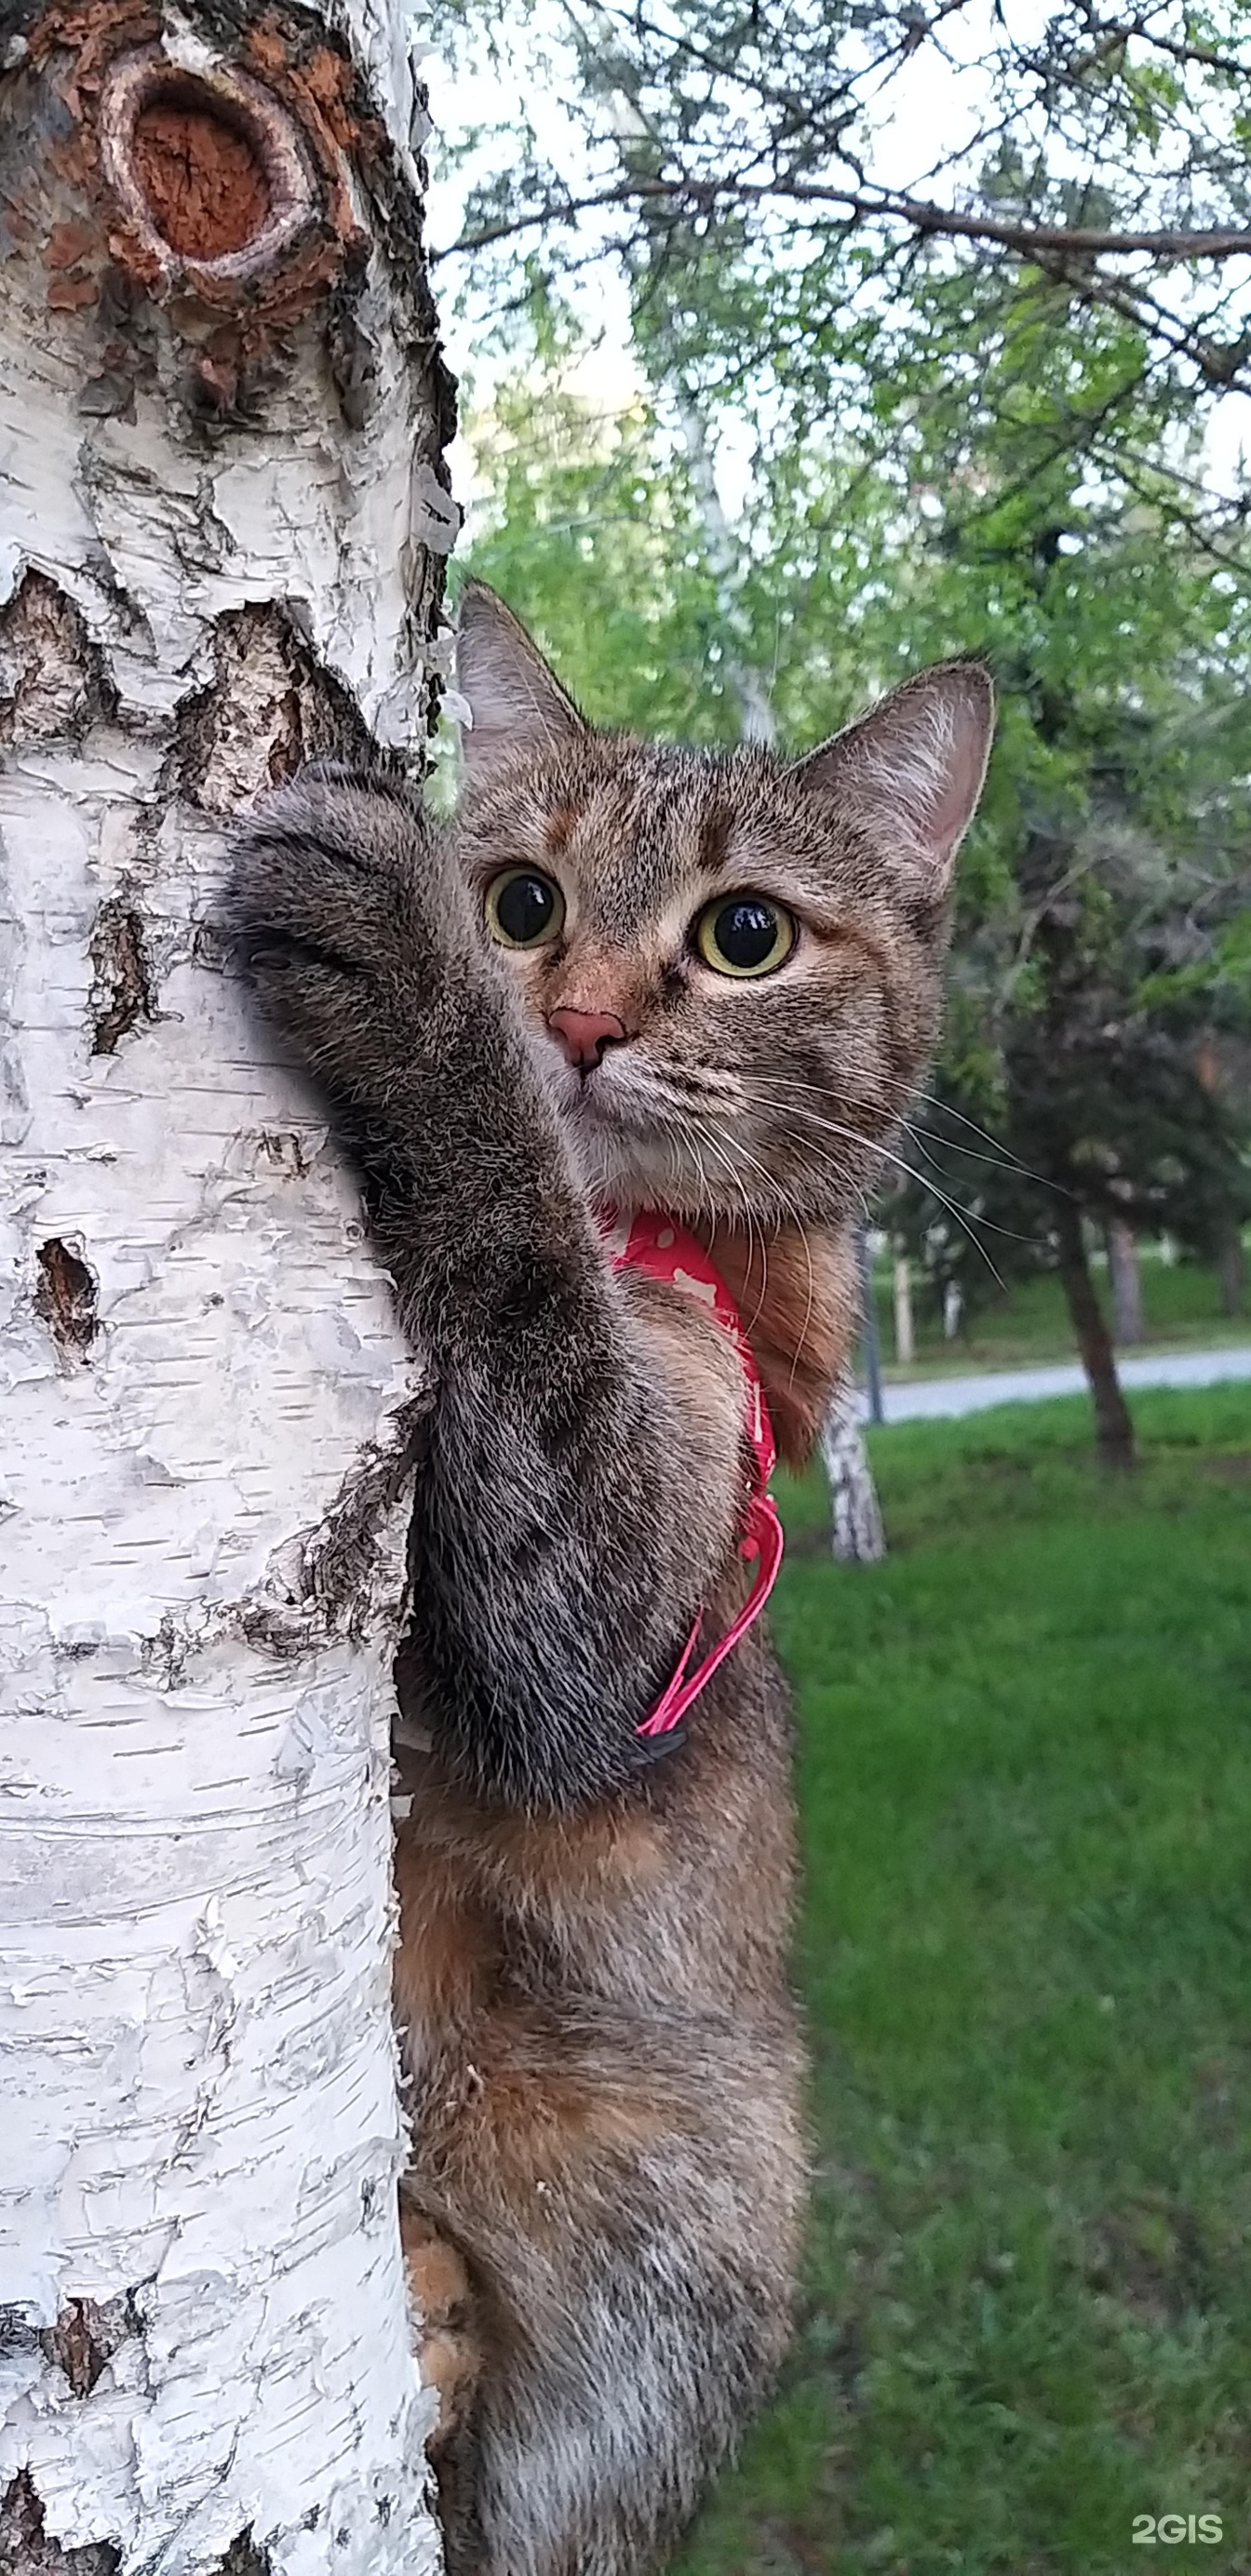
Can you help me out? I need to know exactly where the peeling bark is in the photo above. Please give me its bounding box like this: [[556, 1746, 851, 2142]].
[[32, 1239, 101, 1360], [0, 1, 454, 2569], [0, 2474, 120, 2576], [35, 2301, 140, 2403], [87, 896, 156, 1053]]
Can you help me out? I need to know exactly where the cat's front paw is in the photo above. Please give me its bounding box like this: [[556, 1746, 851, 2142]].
[[227, 771, 436, 1080]]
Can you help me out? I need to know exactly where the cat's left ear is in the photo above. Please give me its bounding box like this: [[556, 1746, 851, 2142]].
[[792, 661, 994, 896]]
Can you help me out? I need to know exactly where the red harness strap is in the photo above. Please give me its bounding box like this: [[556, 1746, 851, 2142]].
[[598, 1206, 785, 1741]]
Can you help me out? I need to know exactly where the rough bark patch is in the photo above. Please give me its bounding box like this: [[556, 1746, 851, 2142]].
[[38, 2294, 139, 2397], [216, 2535, 271, 2576], [35, 1241, 100, 1360], [177, 602, 378, 813], [130, 95, 271, 261], [243, 1393, 431, 1657], [0, 572, 113, 747], [301, 1396, 432, 1631], [88, 899, 155, 1054], [0, 2474, 119, 2576]]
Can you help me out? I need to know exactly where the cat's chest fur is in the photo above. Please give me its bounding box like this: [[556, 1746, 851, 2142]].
[[687, 1218, 858, 1464]]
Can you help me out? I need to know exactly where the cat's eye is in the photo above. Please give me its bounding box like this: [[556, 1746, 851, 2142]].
[[485, 866, 566, 949], [694, 895, 795, 978]]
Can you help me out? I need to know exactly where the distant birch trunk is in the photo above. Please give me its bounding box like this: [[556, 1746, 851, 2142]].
[[0, 4, 455, 2569], [1217, 1217, 1244, 1318], [892, 1256, 915, 1367], [819, 1375, 886, 1564], [669, 390, 777, 748], [1107, 1217, 1144, 1346]]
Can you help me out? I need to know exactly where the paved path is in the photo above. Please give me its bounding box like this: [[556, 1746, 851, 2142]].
[[866, 1345, 1251, 1425]]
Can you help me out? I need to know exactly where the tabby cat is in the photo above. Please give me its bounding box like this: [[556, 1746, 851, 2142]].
[[229, 586, 993, 2576]]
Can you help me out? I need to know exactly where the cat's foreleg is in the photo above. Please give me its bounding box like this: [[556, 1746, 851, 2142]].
[[229, 774, 747, 1812]]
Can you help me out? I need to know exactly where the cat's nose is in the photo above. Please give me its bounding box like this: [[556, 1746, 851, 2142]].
[[546, 1008, 629, 1072]]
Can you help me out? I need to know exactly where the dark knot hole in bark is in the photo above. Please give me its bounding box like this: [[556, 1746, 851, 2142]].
[[35, 1240, 100, 1361], [101, 50, 317, 281], [89, 898, 155, 1056], [130, 83, 271, 263]]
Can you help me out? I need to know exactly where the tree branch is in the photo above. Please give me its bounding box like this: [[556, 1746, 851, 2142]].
[[435, 168, 1251, 268]]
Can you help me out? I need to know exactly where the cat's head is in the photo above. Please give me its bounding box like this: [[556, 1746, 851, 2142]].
[[452, 583, 993, 1228]]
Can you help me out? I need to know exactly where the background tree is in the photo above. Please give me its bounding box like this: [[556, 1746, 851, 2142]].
[[0, 3, 454, 2566], [860, 314, 1251, 1468]]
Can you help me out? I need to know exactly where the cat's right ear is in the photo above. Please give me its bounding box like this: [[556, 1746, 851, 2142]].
[[791, 660, 994, 899], [455, 583, 587, 782]]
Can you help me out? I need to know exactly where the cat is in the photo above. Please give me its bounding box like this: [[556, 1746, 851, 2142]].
[[228, 584, 993, 2576]]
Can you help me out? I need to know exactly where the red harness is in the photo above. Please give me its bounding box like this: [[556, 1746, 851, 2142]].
[[598, 1207, 785, 1742]]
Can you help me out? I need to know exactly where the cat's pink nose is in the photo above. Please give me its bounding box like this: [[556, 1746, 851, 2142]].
[[546, 1008, 628, 1072]]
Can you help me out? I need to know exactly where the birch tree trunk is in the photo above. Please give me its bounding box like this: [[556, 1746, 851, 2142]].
[[0, 4, 456, 2568], [1217, 1216, 1244, 1319], [818, 1375, 886, 1564], [892, 1256, 914, 1367], [1107, 1216, 1144, 1347]]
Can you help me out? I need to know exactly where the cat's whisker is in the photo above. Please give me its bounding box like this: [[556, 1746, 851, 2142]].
[[789, 1224, 817, 1399], [733, 1088, 1014, 1287], [901, 1118, 1032, 1177], [871, 1075, 1048, 1187], [679, 1126, 720, 1227], [679, 1111, 842, 1345], [640, 1100, 745, 1236], [755, 1066, 1036, 1187], [895, 1114, 1056, 1208], [679, 1114, 772, 1305]]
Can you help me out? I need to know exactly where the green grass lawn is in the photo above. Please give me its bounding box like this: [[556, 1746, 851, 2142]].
[[872, 1253, 1249, 1380], [672, 1386, 1251, 2576]]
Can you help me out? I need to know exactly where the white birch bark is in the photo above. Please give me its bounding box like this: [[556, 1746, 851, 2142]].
[[0, 5, 454, 2569], [819, 1376, 886, 1566], [667, 389, 777, 749]]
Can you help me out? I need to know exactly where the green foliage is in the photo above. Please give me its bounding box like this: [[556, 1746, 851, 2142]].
[[433, 2, 1251, 540], [672, 1386, 1251, 2575], [451, 377, 740, 741]]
